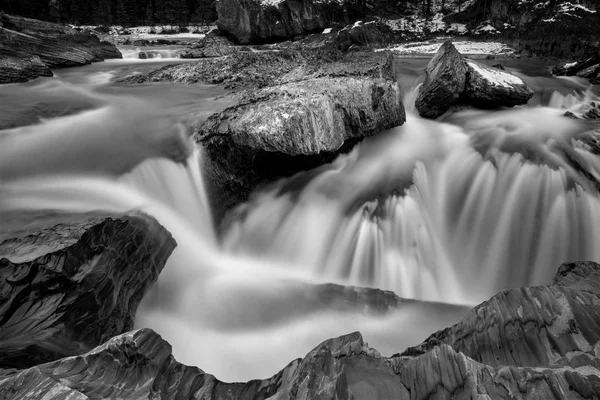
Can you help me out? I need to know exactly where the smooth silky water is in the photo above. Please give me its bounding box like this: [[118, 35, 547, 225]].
[[0, 50, 599, 381]]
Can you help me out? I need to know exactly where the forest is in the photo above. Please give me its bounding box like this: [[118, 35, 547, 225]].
[[0, 0, 217, 26]]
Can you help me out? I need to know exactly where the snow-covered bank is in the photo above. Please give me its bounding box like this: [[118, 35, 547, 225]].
[[380, 40, 516, 57]]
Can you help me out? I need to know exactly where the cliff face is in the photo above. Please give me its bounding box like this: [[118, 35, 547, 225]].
[[2, 261, 600, 399], [0, 212, 176, 369], [0, 14, 122, 84], [215, 0, 355, 44]]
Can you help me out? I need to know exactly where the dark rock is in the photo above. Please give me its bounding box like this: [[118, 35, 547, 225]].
[[179, 36, 239, 58], [206, 27, 222, 37], [215, 0, 352, 44], [463, 60, 534, 108], [3, 262, 600, 399], [0, 212, 176, 368], [0, 14, 121, 84], [131, 39, 151, 46], [415, 40, 468, 118], [553, 56, 600, 85], [349, 21, 381, 46]]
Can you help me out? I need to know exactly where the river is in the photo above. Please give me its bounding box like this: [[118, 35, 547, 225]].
[[0, 46, 598, 381]]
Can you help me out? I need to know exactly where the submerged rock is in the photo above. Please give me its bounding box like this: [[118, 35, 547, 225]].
[[416, 41, 534, 118], [2, 262, 600, 399], [0, 14, 121, 84], [415, 40, 467, 118], [0, 212, 176, 368]]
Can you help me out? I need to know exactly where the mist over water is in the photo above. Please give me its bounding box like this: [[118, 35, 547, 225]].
[[1, 53, 600, 381]]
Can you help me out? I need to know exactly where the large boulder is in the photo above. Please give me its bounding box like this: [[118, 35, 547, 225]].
[[415, 40, 467, 119], [215, 0, 352, 44], [416, 41, 534, 118], [463, 60, 533, 108], [195, 51, 404, 212], [0, 14, 122, 84], [2, 262, 600, 399], [0, 212, 176, 368]]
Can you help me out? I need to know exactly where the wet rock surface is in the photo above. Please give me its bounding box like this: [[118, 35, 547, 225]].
[[194, 51, 405, 213], [2, 261, 600, 399], [0, 212, 176, 368], [416, 41, 533, 118], [0, 14, 121, 84]]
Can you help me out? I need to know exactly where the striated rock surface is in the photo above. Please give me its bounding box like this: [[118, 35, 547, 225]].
[[0, 212, 176, 368], [3, 262, 600, 399], [215, 0, 352, 44], [0, 14, 121, 84], [415, 40, 467, 119], [464, 60, 534, 108], [402, 261, 600, 373], [416, 41, 534, 118]]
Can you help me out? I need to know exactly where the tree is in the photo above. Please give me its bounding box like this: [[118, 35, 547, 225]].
[[92, 0, 111, 25], [115, 0, 130, 25]]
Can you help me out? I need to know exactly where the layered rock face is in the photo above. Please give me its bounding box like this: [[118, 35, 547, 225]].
[[0, 212, 176, 368], [0, 14, 122, 84], [215, 0, 353, 44], [416, 41, 533, 118], [2, 261, 600, 399]]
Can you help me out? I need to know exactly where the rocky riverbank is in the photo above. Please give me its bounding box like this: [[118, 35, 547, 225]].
[[2, 222, 600, 400], [0, 13, 121, 84], [0, 211, 175, 368]]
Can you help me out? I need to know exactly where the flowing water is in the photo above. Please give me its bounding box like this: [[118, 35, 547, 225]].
[[1, 49, 599, 381]]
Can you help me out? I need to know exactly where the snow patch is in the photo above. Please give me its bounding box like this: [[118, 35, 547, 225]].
[[322, 28, 332, 34], [467, 61, 525, 88], [382, 40, 515, 56]]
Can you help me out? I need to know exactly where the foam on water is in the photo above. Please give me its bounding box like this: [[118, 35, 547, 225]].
[[2, 63, 600, 380]]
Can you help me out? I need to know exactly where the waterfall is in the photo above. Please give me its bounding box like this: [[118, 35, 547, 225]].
[[223, 92, 600, 305]]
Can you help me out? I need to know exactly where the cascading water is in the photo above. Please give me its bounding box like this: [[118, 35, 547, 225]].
[[223, 90, 600, 305], [2, 56, 599, 381]]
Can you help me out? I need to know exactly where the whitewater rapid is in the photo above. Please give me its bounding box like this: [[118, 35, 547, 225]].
[[1, 56, 599, 380]]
